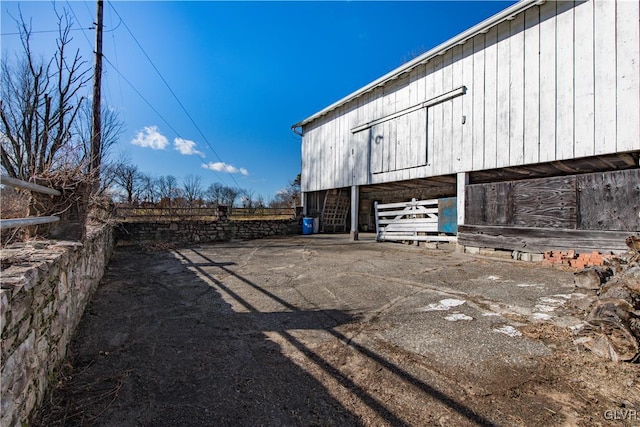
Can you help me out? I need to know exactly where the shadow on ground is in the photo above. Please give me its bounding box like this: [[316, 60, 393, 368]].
[[34, 242, 494, 426]]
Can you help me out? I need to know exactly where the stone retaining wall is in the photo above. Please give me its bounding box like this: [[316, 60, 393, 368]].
[[0, 225, 114, 426], [116, 219, 300, 244]]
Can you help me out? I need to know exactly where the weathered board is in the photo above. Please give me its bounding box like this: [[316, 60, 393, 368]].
[[577, 169, 640, 231], [512, 177, 576, 229], [466, 169, 638, 232], [466, 177, 576, 229], [458, 225, 631, 253]]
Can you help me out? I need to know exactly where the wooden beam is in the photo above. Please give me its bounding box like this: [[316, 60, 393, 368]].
[[350, 185, 359, 240], [458, 225, 631, 253], [457, 172, 468, 226]]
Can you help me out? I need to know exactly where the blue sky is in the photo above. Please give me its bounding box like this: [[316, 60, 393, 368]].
[[1, 1, 515, 200]]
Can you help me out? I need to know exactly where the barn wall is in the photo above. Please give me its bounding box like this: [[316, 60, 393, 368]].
[[465, 169, 640, 231], [301, 0, 640, 193]]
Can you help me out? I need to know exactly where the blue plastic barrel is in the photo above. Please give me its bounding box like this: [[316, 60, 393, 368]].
[[302, 217, 314, 235]]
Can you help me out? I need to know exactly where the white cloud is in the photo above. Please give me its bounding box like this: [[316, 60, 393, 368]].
[[131, 125, 169, 150], [174, 137, 204, 156], [202, 162, 249, 176]]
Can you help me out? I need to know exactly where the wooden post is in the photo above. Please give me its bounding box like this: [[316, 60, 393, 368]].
[[374, 201, 380, 241], [350, 185, 359, 241], [456, 172, 469, 252], [90, 0, 104, 192], [456, 172, 469, 226], [301, 192, 307, 217]]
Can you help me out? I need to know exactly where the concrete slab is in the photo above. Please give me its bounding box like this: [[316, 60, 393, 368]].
[[37, 234, 636, 426]]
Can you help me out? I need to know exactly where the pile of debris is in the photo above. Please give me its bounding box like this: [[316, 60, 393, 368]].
[[543, 249, 612, 269], [573, 236, 640, 362]]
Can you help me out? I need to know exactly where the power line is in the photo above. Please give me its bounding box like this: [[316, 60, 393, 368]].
[[101, 54, 228, 186], [106, 1, 241, 189], [65, 0, 93, 47], [105, 4, 125, 108], [1, 27, 93, 36]]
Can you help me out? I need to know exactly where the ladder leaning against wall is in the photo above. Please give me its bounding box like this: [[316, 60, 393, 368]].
[[321, 189, 350, 232]]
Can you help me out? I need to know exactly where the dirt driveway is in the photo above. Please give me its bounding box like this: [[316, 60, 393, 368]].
[[36, 235, 639, 426]]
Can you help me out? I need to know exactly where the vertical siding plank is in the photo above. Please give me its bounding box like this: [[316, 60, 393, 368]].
[[396, 76, 410, 171], [416, 64, 426, 104], [539, 0, 557, 162], [386, 119, 396, 172], [432, 55, 444, 174], [351, 97, 360, 186], [472, 33, 486, 171], [374, 89, 384, 174], [556, 1, 575, 160], [574, 0, 595, 158], [314, 126, 321, 191], [310, 125, 316, 191], [442, 49, 454, 175], [316, 124, 323, 191], [523, 6, 540, 164], [462, 39, 474, 171], [484, 25, 498, 169], [407, 70, 418, 176], [616, 0, 640, 152], [452, 44, 464, 173], [509, 13, 525, 166], [415, 109, 428, 168], [335, 111, 341, 188], [408, 66, 428, 172], [594, 0, 616, 155], [301, 128, 310, 192], [496, 21, 511, 168], [333, 112, 340, 189], [324, 118, 331, 190], [426, 60, 435, 170], [372, 123, 383, 174], [342, 111, 349, 186], [364, 93, 372, 184]]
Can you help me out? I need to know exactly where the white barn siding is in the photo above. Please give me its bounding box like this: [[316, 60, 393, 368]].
[[299, 0, 639, 193], [523, 6, 540, 164], [471, 33, 485, 171], [617, 0, 640, 153]]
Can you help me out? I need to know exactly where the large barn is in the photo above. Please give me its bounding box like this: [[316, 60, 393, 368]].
[[292, 0, 639, 253]]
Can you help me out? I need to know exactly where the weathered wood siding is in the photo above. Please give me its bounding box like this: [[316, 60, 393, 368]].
[[465, 169, 640, 232], [301, 0, 639, 193]]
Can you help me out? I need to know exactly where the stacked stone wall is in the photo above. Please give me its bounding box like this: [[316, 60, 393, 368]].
[[0, 225, 114, 426], [116, 219, 300, 244]]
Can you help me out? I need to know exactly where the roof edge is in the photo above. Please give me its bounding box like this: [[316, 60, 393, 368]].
[[292, 0, 541, 130]]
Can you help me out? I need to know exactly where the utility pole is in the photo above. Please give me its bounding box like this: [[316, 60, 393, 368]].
[[90, 0, 104, 192]]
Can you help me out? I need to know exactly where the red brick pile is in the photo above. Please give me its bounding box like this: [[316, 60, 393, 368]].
[[543, 250, 614, 269]]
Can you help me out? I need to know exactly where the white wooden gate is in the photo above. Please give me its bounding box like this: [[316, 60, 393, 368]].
[[374, 198, 456, 243]]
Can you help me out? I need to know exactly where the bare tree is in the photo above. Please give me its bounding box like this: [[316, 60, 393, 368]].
[[112, 162, 140, 204], [205, 182, 225, 207], [138, 173, 157, 204], [75, 101, 125, 190], [182, 174, 203, 207], [240, 188, 255, 208], [269, 174, 301, 209], [254, 194, 266, 209], [222, 186, 240, 209], [0, 7, 91, 180], [157, 175, 180, 205]]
